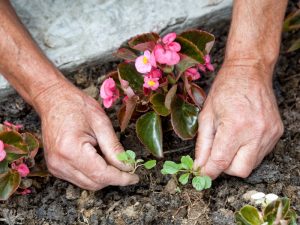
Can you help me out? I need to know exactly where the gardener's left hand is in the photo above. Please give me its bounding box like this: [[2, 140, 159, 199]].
[[194, 65, 283, 179]]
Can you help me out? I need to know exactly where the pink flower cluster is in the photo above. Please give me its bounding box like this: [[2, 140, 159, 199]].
[[12, 162, 30, 177], [99, 32, 214, 109], [100, 78, 120, 108]]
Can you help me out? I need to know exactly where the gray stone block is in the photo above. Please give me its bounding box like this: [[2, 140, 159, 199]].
[[0, 0, 232, 98]]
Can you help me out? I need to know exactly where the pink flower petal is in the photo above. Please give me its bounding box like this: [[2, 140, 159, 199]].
[[162, 33, 177, 45], [135, 55, 152, 73], [100, 78, 116, 99], [167, 42, 181, 52], [0, 141, 6, 162], [16, 163, 30, 177], [103, 98, 114, 108]]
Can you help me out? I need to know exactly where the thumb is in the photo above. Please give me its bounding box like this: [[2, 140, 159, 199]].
[[194, 112, 215, 170]]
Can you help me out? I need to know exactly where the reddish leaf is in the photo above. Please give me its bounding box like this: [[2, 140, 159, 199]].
[[114, 48, 138, 61], [22, 133, 39, 158], [175, 37, 205, 64], [131, 41, 156, 52], [165, 85, 177, 110], [183, 76, 206, 108], [179, 29, 215, 54], [118, 96, 138, 132], [128, 32, 160, 51], [0, 169, 21, 200], [118, 63, 144, 92], [175, 54, 199, 78]]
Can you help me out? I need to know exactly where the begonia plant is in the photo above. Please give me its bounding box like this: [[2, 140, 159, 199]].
[[100, 30, 215, 158], [0, 122, 41, 200]]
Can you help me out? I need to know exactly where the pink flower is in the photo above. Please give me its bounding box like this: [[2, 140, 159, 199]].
[[184, 67, 201, 81], [135, 50, 156, 74], [143, 75, 160, 91], [3, 121, 23, 131], [100, 78, 120, 108], [198, 55, 214, 72], [154, 33, 181, 66], [12, 163, 30, 177], [0, 140, 6, 162], [154, 44, 180, 66], [148, 69, 162, 79]]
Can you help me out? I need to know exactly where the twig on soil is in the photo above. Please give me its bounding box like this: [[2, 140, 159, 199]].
[[164, 144, 195, 155]]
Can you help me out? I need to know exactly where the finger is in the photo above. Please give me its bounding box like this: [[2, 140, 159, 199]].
[[224, 144, 259, 178], [47, 157, 104, 191], [90, 116, 133, 172], [76, 143, 139, 186], [194, 112, 215, 169], [201, 125, 240, 179]]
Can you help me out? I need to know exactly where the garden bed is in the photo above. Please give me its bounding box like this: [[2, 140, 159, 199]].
[[0, 14, 299, 225]]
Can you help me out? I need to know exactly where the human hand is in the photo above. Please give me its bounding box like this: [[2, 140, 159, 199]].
[[33, 81, 139, 190], [194, 64, 284, 179]]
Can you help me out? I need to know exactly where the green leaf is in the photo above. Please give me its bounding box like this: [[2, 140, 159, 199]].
[[128, 32, 160, 51], [5, 153, 26, 163], [126, 150, 136, 161], [150, 93, 170, 116], [192, 176, 205, 191], [144, 160, 157, 169], [235, 211, 253, 225], [171, 95, 199, 140], [179, 29, 215, 54], [118, 63, 144, 91], [263, 197, 290, 222], [117, 151, 129, 162], [136, 159, 144, 164], [178, 173, 190, 185], [0, 170, 21, 200], [0, 131, 28, 154], [114, 47, 138, 61], [136, 111, 163, 158], [0, 159, 8, 174], [239, 205, 263, 225], [203, 176, 212, 189], [162, 161, 182, 174], [175, 36, 204, 64], [23, 133, 39, 158], [180, 155, 193, 170]]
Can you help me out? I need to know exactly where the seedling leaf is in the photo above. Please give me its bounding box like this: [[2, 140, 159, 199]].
[[179, 173, 190, 185], [180, 155, 193, 170], [192, 176, 205, 191], [144, 160, 157, 169]]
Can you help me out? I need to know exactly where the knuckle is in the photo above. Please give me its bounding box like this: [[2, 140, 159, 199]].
[[253, 119, 267, 134], [211, 158, 231, 170]]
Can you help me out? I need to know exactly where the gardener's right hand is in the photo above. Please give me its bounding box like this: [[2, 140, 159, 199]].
[[33, 80, 139, 190]]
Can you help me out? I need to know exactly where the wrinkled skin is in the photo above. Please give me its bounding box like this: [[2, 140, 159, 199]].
[[195, 65, 284, 179], [36, 82, 139, 190]]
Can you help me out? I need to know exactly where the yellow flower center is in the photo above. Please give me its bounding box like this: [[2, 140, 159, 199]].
[[148, 80, 156, 86], [143, 56, 148, 64]]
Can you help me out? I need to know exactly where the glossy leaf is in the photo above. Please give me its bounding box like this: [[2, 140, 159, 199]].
[[192, 176, 205, 191], [179, 173, 190, 185], [0, 159, 8, 174], [175, 37, 204, 64], [118, 63, 144, 91], [0, 131, 28, 154], [161, 161, 182, 174], [23, 133, 39, 158], [179, 29, 215, 54], [165, 85, 177, 110], [114, 47, 138, 61], [144, 160, 157, 169], [150, 93, 170, 116], [180, 155, 193, 170], [128, 32, 159, 51], [0, 170, 21, 200], [239, 205, 263, 225], [136, 111, 163, 158], [171, 95, 199, 140], [186, 83, 206, 108]]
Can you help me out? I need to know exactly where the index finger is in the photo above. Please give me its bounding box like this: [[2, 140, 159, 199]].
[[75, 143, 139, 187]]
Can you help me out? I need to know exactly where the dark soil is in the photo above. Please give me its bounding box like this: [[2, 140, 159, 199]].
[[0, 4, 299, 225]]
